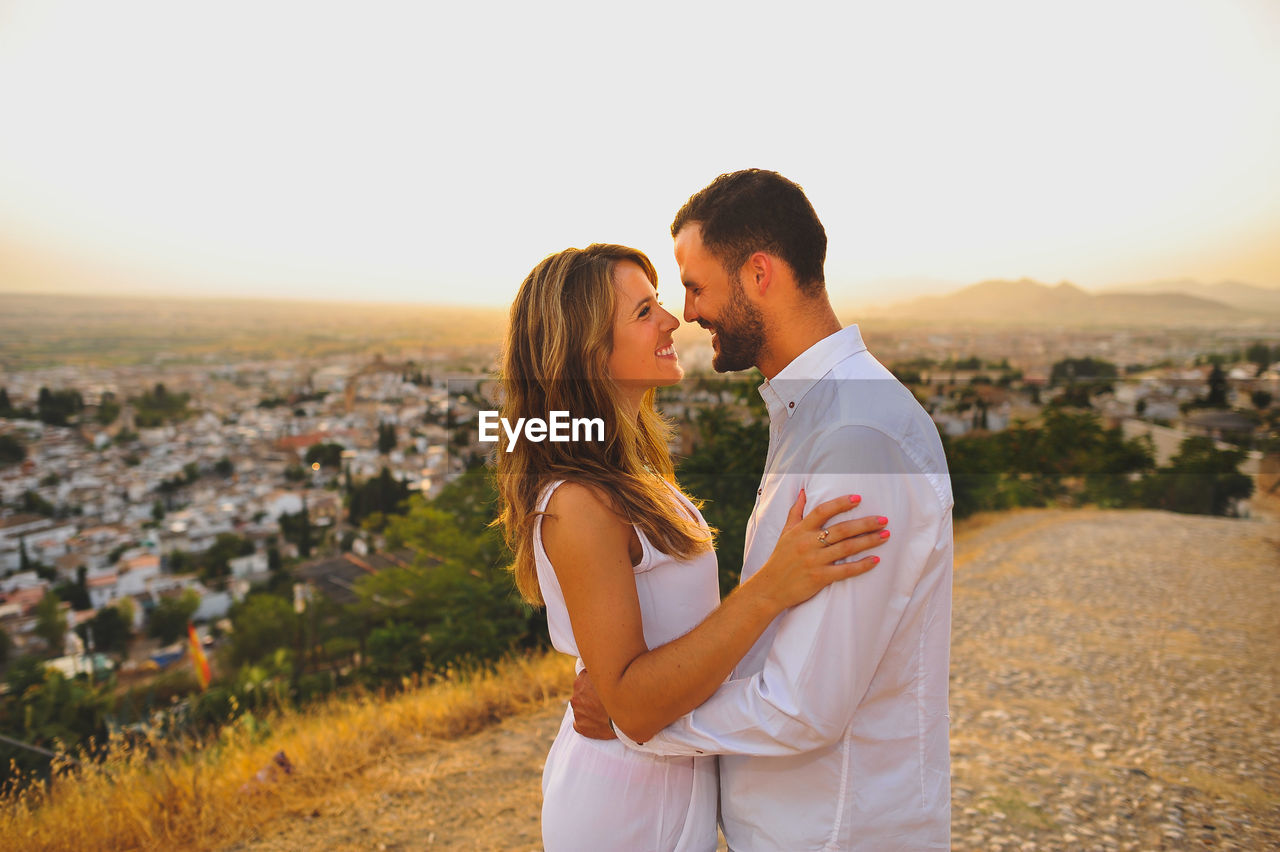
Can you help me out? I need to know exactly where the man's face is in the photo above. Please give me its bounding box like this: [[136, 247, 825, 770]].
[[674, 224, 766, 373]]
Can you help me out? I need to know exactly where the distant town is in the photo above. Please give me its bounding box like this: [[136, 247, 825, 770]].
[[0, 316, 1276, 687]]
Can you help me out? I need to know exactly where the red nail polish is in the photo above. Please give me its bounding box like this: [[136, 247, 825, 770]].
[[879, 530, 891, 539], [877, 516, 888, 525], [850, 494, 860, 502], [871, 556, 880, 564]]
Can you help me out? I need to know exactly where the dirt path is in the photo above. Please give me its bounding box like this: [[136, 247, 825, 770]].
[[223, 508, 1280, 851]]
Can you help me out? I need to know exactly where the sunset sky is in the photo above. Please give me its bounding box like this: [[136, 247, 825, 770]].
[[1, 0, 1277, 308]]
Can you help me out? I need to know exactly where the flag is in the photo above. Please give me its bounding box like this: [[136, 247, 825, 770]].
[[188, 622, 211, 690]]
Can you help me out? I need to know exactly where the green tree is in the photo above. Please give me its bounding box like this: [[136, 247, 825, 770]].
[[348, 467, 411, 528], [21, 490, 56, 517], [148, 589, 200, 644], [304, 442, 345, 469], [95, 391, 121, 425], [195, 533, 255, 581], [0, 387, 12, 416], [228, 593, 298, 668], [131, 383, 191, 428], [377, 422, 397, 455], [214, 457, 235, 477], [77, 605, 132, 655], [1245, 341, 1273, 376], [34, 591, 67, 654], [1205, 363, 1229, 408], [676, 402, 769, 596], [53, 566, 91, 611], [358, 498, 534, 669], [0, 433, 25, 466], [364, 621, 427, 682], [1139, 436, 1254, 516], [280, 504, 314, 557], [1050, 357, 1117, 385], [36, 387, 85, 426], [0, 665, 115, 791], [0, 625, 11, 666], [1253, 389, 1273, 410]]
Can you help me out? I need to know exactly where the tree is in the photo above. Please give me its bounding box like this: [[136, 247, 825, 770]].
[[0, 433, 25, 466], [676, 402, 769, 595], [78, 605, 132, 655], [1252, 389, 1272, 411], [195, 533, 255, 581], [304, 443, 344, 469], [1139, 436, 1254, 516], [228, 593, 298, 668], [364, 621, 427, 682], [34, 591, 67, 654], [347, 467, 411, 527], [1246, 341, 1273, 376], [214, 457, 235, 478], [1205, 363, 1229, 408], [21, 490, 56, 517], [53, 566, 91, 611], [1050, 357, 1117, 386], [377, 422, 397, 455], [36, 387, 84, 426], [148, 589, 201, 645], [0, 387, 11, 415], [0, 625, 11, 666], [95, 391, 121, 425], [279, 506, 315, 556]]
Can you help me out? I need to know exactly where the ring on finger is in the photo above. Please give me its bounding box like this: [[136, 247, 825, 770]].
[[818, 528, 831, 546]]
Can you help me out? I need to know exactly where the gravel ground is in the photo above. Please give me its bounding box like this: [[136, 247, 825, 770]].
[[225, 507, 1280, 851], [949, 508, 1279, 851]]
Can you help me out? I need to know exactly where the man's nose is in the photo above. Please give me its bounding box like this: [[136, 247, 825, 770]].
[[683, 292, 697, 324]]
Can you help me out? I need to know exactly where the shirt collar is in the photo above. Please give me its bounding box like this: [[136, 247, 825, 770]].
[[757, 324, 867, 421]]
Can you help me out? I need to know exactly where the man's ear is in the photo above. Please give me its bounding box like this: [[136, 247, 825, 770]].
[[745, 251, 774, 297]]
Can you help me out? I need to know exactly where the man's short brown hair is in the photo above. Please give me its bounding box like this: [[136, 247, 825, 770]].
[[671, 169, 827, 296]]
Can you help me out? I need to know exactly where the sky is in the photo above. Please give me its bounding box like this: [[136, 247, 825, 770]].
[[1, 0, 1278, 308]]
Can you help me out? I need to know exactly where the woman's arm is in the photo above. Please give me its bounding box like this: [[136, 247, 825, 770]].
[[543, 483, 887, 743]]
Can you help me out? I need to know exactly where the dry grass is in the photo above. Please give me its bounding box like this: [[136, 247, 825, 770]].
[[0, 651, 574, 852]]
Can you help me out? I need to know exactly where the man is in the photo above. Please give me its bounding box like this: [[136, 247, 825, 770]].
[[573, 169, 954, 850]]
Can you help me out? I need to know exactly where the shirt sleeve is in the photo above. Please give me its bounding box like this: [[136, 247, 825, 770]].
[[620, 424, 945, 757]]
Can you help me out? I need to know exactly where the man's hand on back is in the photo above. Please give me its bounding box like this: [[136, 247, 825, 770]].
[[571, 669, 618, 740]]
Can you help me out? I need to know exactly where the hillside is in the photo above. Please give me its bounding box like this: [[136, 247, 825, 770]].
[[4, 507, 1278, 851], [875, 278, 1254, 326], [233, 507, 1280, 852]]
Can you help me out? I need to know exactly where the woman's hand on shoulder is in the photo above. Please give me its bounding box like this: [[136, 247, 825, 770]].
[[750, 490, 889, 612]]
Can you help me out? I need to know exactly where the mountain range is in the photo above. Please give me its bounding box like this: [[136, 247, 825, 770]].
[[868, 278, 1278, 326]]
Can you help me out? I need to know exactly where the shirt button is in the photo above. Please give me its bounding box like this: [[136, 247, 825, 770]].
[[757, 488, 762, 495], [788, 401, 795, 408]]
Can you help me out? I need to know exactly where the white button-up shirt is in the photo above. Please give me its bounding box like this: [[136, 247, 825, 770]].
[[624, 325, 953, 851]]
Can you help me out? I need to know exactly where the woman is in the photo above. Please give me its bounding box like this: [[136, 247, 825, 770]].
[[495, 244, 889, 851]]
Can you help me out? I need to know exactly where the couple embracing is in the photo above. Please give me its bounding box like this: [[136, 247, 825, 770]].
[[494, 169, 953, 851]]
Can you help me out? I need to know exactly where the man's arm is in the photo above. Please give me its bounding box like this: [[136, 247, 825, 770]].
[[549, 481, 888, 743], [618, 426, 948, 756]]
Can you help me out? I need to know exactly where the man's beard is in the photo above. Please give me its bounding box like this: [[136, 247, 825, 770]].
[[709, 272, 766, 373]]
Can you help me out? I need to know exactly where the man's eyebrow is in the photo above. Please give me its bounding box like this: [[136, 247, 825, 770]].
[[681, 279, 696, 290]]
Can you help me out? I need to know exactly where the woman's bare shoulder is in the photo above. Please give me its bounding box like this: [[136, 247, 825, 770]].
[[544, 480, 624, 525]]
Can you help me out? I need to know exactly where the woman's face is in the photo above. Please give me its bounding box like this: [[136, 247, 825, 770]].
[[607, 261, 683, 403]]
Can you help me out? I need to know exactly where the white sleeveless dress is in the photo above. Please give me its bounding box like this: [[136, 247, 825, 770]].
[[535, 479, 721, 852]]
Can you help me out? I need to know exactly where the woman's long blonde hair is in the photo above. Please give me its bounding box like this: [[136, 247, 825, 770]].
[[495, 244, 713, 606]]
